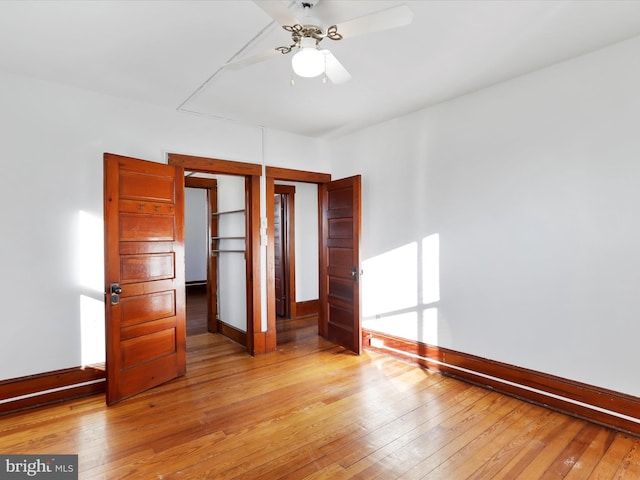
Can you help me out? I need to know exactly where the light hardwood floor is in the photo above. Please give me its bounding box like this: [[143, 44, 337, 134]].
[[1, 316, 639, 479]]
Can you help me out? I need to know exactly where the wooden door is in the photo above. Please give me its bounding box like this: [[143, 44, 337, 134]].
[[104, 153, 186, 405], [320, 175, 362, 354]]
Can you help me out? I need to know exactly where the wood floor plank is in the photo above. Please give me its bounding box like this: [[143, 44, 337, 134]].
[[0, 315, 634, 479], [538, 422, 604, 479], [337, 387, 493, 479], [417, 402, 543, 479], [282, 378, 484, 479], [464, 408, 557, 480], [589, 435, 640, 480], [562, 427, 617, 480], [488, 413, 577, 479], [235, 365, 456, 479], [394, 393, 522, 479]]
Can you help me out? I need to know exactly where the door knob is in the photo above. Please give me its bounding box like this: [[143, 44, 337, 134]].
[[110, 283, 122, 305]]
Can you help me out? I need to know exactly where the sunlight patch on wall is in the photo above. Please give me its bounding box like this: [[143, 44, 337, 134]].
[[78, 211, 104, 292], [362, 309, 438, 345], [363, 311, 418, 337], [421, 307, 438, 345], [80, 294, 105, 365], [78, 211, 105, 366], [362, 233, 440, 346], [362, 242, 418, 318]]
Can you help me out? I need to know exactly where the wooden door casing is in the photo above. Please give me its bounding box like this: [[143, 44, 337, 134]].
[[166, 153, 273, 355], [273, 184, 296, 319], [274, 193, 286, 317], [104, 153, 186, 405], [320, 175, 362, 354], [184, 176, 218, 333]]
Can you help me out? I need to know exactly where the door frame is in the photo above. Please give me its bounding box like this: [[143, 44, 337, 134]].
[[274, 184, 296, 319], [168, 154, 267, 355], [265, 167, 331, 340], [184, 176, 217, 333], [170, 157, 358, 354]]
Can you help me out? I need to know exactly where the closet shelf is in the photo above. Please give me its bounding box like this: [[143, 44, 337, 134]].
[[212, 209, 245, 216]]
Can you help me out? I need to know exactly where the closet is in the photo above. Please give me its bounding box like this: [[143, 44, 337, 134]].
[[185, 174, 248, 345]]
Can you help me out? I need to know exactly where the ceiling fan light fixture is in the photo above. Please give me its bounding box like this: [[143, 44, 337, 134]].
[[291, 37, 325, 78]]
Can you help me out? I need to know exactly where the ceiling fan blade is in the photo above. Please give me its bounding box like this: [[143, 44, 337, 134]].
[[322, 51, 351, 84], [334, 4, 414, 40], [252, 0, 300, 27], [223, 48, 283, 71]]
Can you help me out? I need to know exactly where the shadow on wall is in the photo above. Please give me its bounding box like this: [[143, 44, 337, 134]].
[[362, 234, 439, 345], [78, 210, 105, 366]]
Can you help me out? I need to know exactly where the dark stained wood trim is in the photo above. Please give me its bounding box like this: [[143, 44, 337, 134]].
[[184, 176, 217, 189], [363, 329, 640, 437], [266, 166, 331, 184], [178, 160, 334, 355], [265, 168, 331, 344], [172, 154, 260, 351], [168, 153, 262, 176], [186, 282, 207, 295], [295, 300, 319, 317], [245, 175, 257, 355], [275, 184, 297, 319], [217, 321, 247, 347], [0, 365, 105, 415], [207, 182, 217, 333]]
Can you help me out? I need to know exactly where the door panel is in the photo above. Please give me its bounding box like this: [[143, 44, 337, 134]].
[[104, 153, 186, 405], [120, 291, 176, 326], [120, 214, 175, 241], [320, 175, 362, 354]]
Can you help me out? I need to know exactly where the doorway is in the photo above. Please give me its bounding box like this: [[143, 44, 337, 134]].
[[184, 176, 216, 337], [184, 172, 250, 348], [172, 154, 363, 355], [168, 153, 267, 355], [274, 184, 295, 320]]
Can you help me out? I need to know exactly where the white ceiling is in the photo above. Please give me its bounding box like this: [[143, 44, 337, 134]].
[[2, 0, 640, 138]]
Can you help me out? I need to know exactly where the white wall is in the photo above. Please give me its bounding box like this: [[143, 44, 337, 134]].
[[293, 182, 319, 302], [184, 188, 208, 283], [326, 36, 640, 397], [0, 71, 321, 381]]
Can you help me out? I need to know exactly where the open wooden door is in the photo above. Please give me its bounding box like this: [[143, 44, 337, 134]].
[[320, 175, 362, 354], [104, 153, 186, 405]]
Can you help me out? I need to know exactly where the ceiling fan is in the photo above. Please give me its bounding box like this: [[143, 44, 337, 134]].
[[223, 0, 414, 84]]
